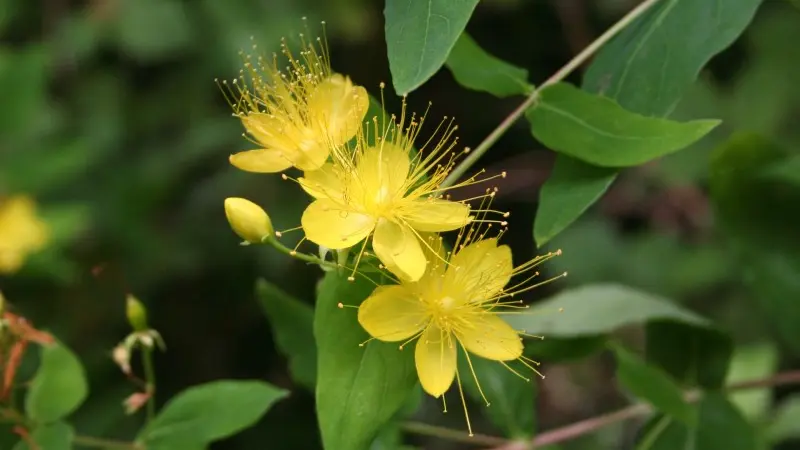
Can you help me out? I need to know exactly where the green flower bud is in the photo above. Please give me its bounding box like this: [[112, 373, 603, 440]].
[[126, 294, 149, 332], [224, 197, 273, 244]]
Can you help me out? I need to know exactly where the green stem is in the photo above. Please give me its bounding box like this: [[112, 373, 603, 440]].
[[265, 235, 339, 269], [440, 0, 663, 188], [401, 421, 507, 447], [141, 347, 156, 422], [73, 435, 141, 450]]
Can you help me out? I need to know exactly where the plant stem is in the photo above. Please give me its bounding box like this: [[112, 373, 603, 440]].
[[265, 235, 338, 269], [73, 435, 141, 450], [440, 0, 662, 188], [141, 347, 156, 422], [402, 370, 800, 449]]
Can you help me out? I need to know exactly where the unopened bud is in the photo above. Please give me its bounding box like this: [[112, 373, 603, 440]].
[[126, 294, 149, 332], [224, 197, 273, 244], [112, 344, 131, 375]]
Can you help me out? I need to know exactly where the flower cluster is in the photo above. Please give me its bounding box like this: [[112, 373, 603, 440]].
[[221, 24, 565, 435], [0, 195, 49, 274]]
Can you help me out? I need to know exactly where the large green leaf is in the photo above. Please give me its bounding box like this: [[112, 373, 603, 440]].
[[459, 352, 536, 439], [138, 380, 288, 449], [536, 0, 762, 243], [645, 321, 732, 389], [26, 343, 89, 423], [533, 156, 616, 247], [315, 273, 417, 450], [709, 133, 800, 353], [726, 343, 778, 420], [637, 394, 759, 450], [504, 283, 706, 338], [614, 346, 694, 425], [767, 395, 800, 443], [445, 33, 531, 97], [12, 422, 73, 450], [384, 0, 479, 94], [256, 279, 316, 391], [528, 83, 719, 167]]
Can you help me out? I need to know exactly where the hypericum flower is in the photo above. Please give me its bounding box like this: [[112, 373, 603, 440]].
[[0, 196, 49, 274], [356, 233, 565, 435], [297, 95, 507, 282], [219, 28, 369, 173]]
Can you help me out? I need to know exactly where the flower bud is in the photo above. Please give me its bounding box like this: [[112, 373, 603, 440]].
[[224, 197, 273, 244], [126, 294, 149, 332]]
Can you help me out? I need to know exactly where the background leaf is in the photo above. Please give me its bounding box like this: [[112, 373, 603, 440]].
[[533, 156, 616, 247], [445, 32, 531, 97], [25, 343, 88, 423], [767, 395, 800, 443], [256, 279, 316, 391], [459, 352, 536, 439], [384, 0, 479, 94], [613, 345, 695, 425], [505, 283, 706, 337], [645, 320, 733, 389], [535, 0, 763, 244], [726, 342, 778, 420], [315, 273, 417, 450], [138, 380, 288, 449], [527, 83, 719, 167], [12, 422, 73, 450]]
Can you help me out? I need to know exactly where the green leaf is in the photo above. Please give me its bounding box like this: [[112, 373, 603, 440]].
[[26, 343, 88, 423], [0, 46, 49, 143], [613, 346, 694, 425], [527, 83, 719, 167], [525, 335, 607, 363], [459, 352, 535, 439], [759, 154, 800, 186], [584, 0, 762, 116], [315, 272, 417, 450], [138, 380, 288, 449], [726, 343, 778, 420], [533, 157, 616, 247], [445, 33, 531, 97], [645, 321, 732, 389], [709, 133, 800, 353], [255, 279, 316, 391], [13, 422, 74, 450], [385, 0, 479, 94], [767, 395, 800, 443], [504, 283, 706, 338], [638, 394, 760, 450], [537, 0, 761, 243]]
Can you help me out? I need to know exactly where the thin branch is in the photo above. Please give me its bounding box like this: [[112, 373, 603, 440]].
[[440, 0, 662, 188], [401, 421, 507, 447]]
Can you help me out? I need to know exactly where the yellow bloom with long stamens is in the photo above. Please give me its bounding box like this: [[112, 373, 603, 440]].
[[298, 96, 507, 282], [220, 27, 369, 173], [0, 196, 49, 274], [356, 232, 565, 435]]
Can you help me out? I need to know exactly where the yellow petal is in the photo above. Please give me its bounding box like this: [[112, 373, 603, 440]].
[[308, 74, 369, 145], [402, 199, 471, 232], [292, 137, 330, 171], [355, 143, 410, 201], [455, 313, 522, 361], [0, 196, 49, 274], [413, 233, 448, 295], [372, 220, 426, 282], [444, 239, 512, 302], [301, 199, 375, 249], [358, 285, 429, 342], [241, 114, 290, 149], [415, 324, 457, 397], [229, 149, 293, 173], [298, 163, 345, 201]]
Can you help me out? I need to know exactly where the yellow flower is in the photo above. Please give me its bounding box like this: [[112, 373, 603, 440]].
[[0, 196, 49, 274], [221, 33, 369, 173], [224, 197, 274, 244], [298, 99, 506, 282], [357, 234, 564, 435]]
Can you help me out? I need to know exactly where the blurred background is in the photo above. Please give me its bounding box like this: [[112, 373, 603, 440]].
[[1, 0, 798, 448]]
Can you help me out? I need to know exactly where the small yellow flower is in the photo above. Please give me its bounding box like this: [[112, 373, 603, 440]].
[[0, 196, 49, 274], [224, 197, 273, 244], [298, 98, 506, 282], [221, 32, 369, 173], [357, 234, 564, 434]]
